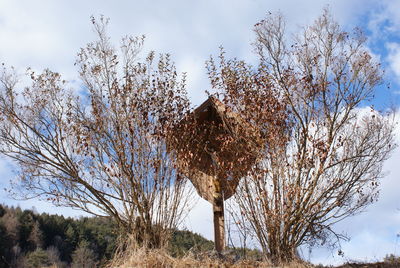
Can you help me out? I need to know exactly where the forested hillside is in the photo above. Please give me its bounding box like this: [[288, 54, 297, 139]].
[[0, 204, 213, 268]]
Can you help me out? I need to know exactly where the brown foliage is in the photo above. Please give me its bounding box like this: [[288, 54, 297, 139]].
[[209, 10, 396, 264], [168, 96, 264, 203]]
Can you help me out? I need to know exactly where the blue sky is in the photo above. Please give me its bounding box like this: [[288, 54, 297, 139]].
[[0, 0, 399, 265]]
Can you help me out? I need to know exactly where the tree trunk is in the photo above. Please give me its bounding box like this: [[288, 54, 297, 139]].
[[269, 242, 298, 265]]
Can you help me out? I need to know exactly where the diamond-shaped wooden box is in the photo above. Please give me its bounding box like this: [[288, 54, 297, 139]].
[[167, 96, 263, 253], [171, 97, 263, 203]]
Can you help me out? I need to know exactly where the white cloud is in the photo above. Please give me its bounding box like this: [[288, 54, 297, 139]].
[[0, 0, 374, 86], [366, 0, 400, 37], [386, 43, 400, 82]]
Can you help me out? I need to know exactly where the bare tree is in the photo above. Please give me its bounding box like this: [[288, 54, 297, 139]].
[[28, 221, 43, 249], [208, 10, 396, 264], [71, 241, 98, 268], [45, 246, 63, 267], [0, 17, 192, 248]]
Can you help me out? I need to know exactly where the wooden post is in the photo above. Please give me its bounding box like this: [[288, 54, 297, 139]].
[[213, 189, 225, 254]]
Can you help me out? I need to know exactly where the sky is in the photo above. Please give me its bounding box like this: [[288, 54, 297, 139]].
[[0, 0, 399, 265]]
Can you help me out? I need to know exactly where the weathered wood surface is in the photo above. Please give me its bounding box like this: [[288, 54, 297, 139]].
[[168, 96, 264, 254], [170, 97, 263, 203]]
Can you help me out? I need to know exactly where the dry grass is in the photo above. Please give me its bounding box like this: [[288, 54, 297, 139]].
[[106, 247, 313, 268]]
